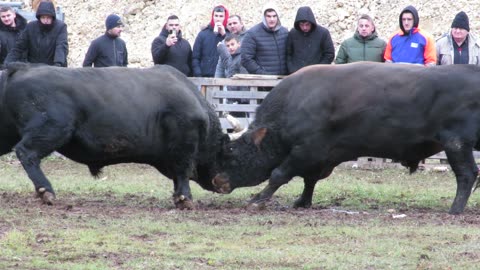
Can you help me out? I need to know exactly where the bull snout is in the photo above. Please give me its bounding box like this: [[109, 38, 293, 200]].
[[212, 174, 232, 194]]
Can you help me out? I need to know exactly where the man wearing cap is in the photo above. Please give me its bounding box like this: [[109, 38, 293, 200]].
[[5, 1, 68, 66], [83, 14, 128, 67], [436, 11, 480, 65]]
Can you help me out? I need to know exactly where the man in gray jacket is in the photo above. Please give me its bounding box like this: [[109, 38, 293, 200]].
[[436, 11, 480, 65], [241, 3, 288, 75]]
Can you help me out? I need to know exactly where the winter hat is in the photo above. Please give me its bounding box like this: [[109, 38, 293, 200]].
[[451, 11, 469, 31], [105, 14, 123, 30]]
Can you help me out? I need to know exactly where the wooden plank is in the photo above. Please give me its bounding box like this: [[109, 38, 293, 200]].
[[231, 74, 286, 80], [215, 104, 258, 112], [211, 91, 269, 99], [188, 77, 280, 87]]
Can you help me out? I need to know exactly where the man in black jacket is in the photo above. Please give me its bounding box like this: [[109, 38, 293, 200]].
[[0, 6, 27, 66], [83, 14, 128, 67], [5, 1, 68, 67], [151, 15, 192, 76], [287, 6, 335, 74]]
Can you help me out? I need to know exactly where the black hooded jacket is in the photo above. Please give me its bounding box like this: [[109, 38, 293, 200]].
[[286, 6, 335, 74], [151, 27, 192, 76], [0, 13, 27, 65], [5, 2, 68, 66]]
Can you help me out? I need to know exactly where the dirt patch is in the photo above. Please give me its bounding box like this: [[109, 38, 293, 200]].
[[2, 191, 479, 227]]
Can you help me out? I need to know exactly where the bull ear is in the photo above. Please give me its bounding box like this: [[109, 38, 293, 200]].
[[252, 127, 267, 147]]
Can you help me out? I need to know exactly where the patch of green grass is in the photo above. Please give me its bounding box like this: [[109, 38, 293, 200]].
[[1, 158, 480, 269]]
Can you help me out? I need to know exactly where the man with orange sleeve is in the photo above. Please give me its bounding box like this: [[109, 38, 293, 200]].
[[384, 5, 436, 66]]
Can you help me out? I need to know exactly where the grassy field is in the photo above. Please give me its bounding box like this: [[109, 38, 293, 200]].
[[0, 155, 479, 269]]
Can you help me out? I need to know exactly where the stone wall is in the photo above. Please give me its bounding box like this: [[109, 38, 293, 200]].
[[19, 0, 480, 67]]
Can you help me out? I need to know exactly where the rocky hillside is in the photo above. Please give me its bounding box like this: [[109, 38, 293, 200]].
[[19, 0, 480, 67]]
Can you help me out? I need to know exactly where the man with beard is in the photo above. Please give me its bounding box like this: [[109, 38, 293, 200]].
[[151, 15, 192, 76], [83, 14, 128, 67], [0, 6, 27, 66], [5, 1, 68, 67]]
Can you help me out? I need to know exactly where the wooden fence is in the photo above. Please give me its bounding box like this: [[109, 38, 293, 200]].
[[189, 75, 281, 131], [188, 76, 480, 169]]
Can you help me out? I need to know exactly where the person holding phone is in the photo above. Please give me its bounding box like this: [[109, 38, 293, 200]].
[[151, 15, 192, 76]]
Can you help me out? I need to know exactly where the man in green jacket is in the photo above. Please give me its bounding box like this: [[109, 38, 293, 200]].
[[335, 14, 386, 64]]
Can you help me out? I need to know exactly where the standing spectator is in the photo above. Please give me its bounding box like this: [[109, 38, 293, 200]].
[[241, 3, 288, 75], [192, 5, 229, 77], [0, 6, 27, 66], [216, 34, 248, 80], [151, 15, 192, 76], [216, 34, 248, 104], [335, 14, 386, 64], [287, 6, 334, 74], [5, 1, 68, 67], [436, 11, 480, 65], [83, 14, 128, 67], [215, 14, 247, 78], [227, 15, 247, 40], [384, 5, 436, 66]]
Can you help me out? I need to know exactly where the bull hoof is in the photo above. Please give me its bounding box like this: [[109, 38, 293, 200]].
[[173, 195, 194, 210], [293, 199, 312, 209], [246, 202, 266, 211], [448, 207, 464, 215], [41, 191, 55, 205]]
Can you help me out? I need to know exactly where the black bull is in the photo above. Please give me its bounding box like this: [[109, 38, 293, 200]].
[[0, 63, 227, 209], [213, 62, 480, 214]]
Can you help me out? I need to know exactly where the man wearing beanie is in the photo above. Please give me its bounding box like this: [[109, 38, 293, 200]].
[[83, 14, 128, 67], [436, 11, 480, 65], [5, 1, 68, 66], [384, 5, 436, 66]]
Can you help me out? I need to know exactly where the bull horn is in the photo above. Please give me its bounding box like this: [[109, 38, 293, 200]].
[[228, 127, 248, 140], [224, 113, 244, 133]]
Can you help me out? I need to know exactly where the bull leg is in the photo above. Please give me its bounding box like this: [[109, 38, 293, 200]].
[[249, 166, 293, 206], [444, 144, 478, 214], [172, 175, 194, 210], [15, 142, 55, 204], [15, 115, 73, 204], [293, 177, 317, 208], [293, 168, 333, 208]]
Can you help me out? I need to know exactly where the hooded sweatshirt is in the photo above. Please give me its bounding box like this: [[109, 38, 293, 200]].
[[192, 5, 229, 77], [5, 1, 68, 66], [384, 5, 436, 65], [286, 6, 335, 73], [0, 13, 27, 65], [241, 3, 288, 75]]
